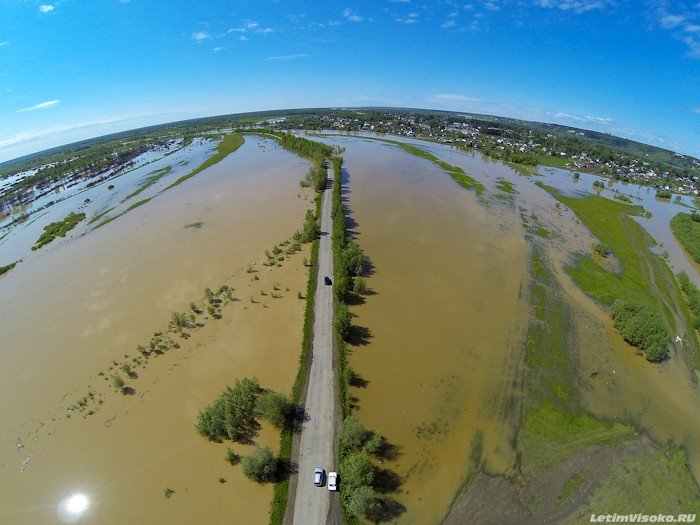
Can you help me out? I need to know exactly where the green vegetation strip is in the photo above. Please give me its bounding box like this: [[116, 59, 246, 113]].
[[32, 211, 85, 250], [166, 133, 244, 189], [538, 182, 700, 366], [124, 165, 172, 201], [0, 261, 17, 276], [670, 212, 700, 263], [94, 198, 152, 229], [269, 196, 322, 525], [361, 136, 485, 196], [678, 272, 700, 331], [575, 445, 700, 516], [518, 244, 635, 475]]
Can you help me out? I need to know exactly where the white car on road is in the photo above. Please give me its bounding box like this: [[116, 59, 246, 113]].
[[327, 471, 338, 492]]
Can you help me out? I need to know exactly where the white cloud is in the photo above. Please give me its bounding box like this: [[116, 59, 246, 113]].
[[389, 0, 411, 3], [0, 112, 173, 153], [660, 14, 686, 28], [213, 46, 223, 52], [533, 0, 612, 14], [192, 31, 210, 42], [342, 8, 363, 22], [433, 93, 482, 103], [441, 19, 456, 28], [263, 53, 309, 61], [692, 107, 700, 114], [16, 99, 60, 113], [0, 41, 8, 46], [551, 111, 613, 124], [229, 20, 275, 34], [484, 1, 501, 11], [655, 5, 700, 59], [396, 12, 419, 23], [38, 4, 55, 13], [239, 35, 248, 41]]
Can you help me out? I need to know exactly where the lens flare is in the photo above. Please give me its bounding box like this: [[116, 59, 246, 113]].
[[57, 493, 90, 523]]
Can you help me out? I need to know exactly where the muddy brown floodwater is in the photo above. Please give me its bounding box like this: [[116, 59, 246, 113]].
[[0, 135, 314, 524], [324, 137, 530, 524], [316, 132, 700, 523]]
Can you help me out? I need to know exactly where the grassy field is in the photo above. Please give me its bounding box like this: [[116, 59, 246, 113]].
[[567, 445, 700, 521], [362, 136, 485, 196], [538, 183, 700, 369], [518, 244, 636, 475], [32, 211, 86, 250], [166, 133, 244, 189]]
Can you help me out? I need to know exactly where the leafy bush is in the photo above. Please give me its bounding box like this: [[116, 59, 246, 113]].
[[255, 392, 292, 429], [195, 377, 261, 441], [611, 300, 669, 362], [241, 446, 278, 483], [678, 272, 700, 330], [671, 213, 700, 263]]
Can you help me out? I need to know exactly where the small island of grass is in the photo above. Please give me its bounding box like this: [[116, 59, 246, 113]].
[[32, 212, 86, 250]]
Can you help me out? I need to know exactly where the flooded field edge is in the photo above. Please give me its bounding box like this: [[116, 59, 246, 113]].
[[0, 134, 318, 524], [320, 134, 699, 524]]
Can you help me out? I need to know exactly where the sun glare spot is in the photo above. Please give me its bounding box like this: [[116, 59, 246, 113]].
[[58, 493, 90, 523]]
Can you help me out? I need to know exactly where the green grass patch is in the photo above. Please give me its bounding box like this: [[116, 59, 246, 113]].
[[538, 183, 700, 368], [363, 136, 485, 196], [496, 178, 517, 194], [557, 471, 587, 503], [0, 261, 17, 276], [572, 445, 700, 516], [536, 155, 571, 169], [124, 165, 172, 201], [88, 207, 113, 225], [125, 198, 151, 212], [166, 134, 244, 189], [32, 211, 85, 250], [536, 226, 551, 239], [519, 403, 635, 475], [185, 221, 203, 230], [519, 245, 635, 476], [670, 212, 700, 263]]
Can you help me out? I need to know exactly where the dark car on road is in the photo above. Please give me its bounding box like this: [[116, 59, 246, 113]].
[[314, 467, 325, 487], [324, 276, 332, 285]]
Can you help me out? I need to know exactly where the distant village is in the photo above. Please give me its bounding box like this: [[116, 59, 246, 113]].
[[279, 112, 700, 197]]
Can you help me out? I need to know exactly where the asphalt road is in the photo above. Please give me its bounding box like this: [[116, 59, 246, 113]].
[[290, 172, 340, 525]]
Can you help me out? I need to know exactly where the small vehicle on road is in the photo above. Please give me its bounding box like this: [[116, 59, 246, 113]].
[[327, 471, 338, 492], [314, 467, 325, 487], [324, 276, 332, 285]]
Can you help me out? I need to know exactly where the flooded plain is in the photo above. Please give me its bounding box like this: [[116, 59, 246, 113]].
[[2, 129, 699, 524], [320, 136, 531, 524], [318, 132, 700, 523], [0, 135, 314, 524]]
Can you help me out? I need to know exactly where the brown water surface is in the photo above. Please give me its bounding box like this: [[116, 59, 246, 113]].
[[327, 137, 530, 524], [0, 135, 313, 524]]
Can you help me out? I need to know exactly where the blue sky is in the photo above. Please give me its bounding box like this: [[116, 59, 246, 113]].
[[0, 0, 698, 162]]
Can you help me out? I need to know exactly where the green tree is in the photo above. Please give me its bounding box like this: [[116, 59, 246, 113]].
[[334, 303, 351, 340], [343, 485, 377, 517], [353, 277, 368, 295], [195, 377, 261, 441], [340, 416, 367, 450], [241, 446, 278, 483], [339, 450, 375, 488], [256, 391, 292, 429]]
